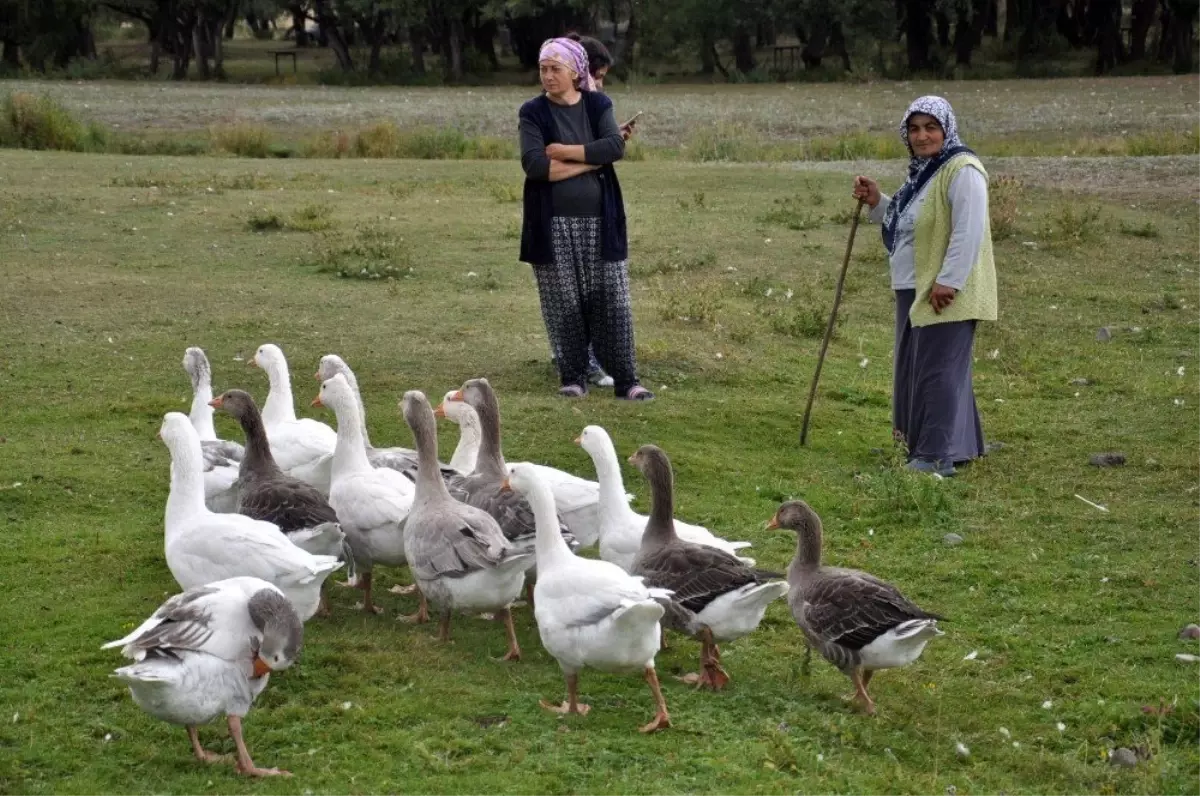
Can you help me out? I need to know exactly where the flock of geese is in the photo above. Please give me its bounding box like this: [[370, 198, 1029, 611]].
[[104, 343, 946, 777]]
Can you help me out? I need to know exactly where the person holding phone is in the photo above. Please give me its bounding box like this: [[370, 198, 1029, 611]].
[[852, 95, 998, 477], [518, 36, 654, 401]]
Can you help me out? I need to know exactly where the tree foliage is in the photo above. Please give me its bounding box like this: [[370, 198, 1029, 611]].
[[0, 0, 1195, 78]]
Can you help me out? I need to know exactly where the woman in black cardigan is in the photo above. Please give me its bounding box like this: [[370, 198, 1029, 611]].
[[518, 37, 652, 401]]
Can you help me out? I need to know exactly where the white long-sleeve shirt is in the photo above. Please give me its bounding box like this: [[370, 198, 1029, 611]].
[[867, 165, 988, 290]]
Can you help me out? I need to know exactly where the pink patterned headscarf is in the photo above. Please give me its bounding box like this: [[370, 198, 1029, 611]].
[[538, 37, 596, 92]]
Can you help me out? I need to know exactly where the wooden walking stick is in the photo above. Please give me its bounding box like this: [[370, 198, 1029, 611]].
[[799, 198, 866, 446]]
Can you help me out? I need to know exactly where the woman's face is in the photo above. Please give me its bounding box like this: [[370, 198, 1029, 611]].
[[593, 65, 609, 90], [539, 60, 576, 96], [907, 113, 945, 157]]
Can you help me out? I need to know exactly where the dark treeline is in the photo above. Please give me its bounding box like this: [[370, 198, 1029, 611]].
[[1, 0, 1196, 80]]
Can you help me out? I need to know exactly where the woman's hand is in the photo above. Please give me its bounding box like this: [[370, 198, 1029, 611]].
[[852, 176, 881, 208], [620, 120, 636, 142], [546, 143, 579, 162], [929, 283, 957, 313]]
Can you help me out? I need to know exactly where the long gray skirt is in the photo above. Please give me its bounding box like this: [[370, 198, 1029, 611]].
[[893, 289, 985, 464]]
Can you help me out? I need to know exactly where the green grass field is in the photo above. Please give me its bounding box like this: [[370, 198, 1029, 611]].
[[0, 112, 1197, 794]]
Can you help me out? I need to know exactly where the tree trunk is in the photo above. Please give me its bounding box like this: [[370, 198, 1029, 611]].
[[445, 15, 464, 80], [1129, 0, 1157, 59], [2, 40, 19, 69], [1089, 0, 1124, 72], [830, 20, 852, 71], [732, 26, 755, 72], [1004, 0, 1021, 41], [313, 0, 354, 70], [936, 10, 951, 46], [699, 30, 716, 74], [214, 6, 235, 78], [193, 9, 211, 79], [409, 25, 426, 74], [954, 3, 978, 64], [984, 0, 999, 36], [623, 0, 637, 69], [291, 5, 309, 46], [224, 14, 235, 39], [1164, 0, 1197, 72], [802, 15, 829, 68], [906, 0, 933, 70], [472, 18, 499, 69]]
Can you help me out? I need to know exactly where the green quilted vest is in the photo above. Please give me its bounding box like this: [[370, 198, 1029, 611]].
[[909, 154, 999, 327]]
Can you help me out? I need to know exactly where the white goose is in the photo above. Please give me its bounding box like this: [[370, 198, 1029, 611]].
[[315, 354, 421, 473], [505, 464, 673, 733], [576, 425, 756, 571], [313, 374, 414, 614], [251, 343, 336, 495], [104, 576, 300, 777], [159, 412, 342, 622], [182, 347, 242, 513], [437, 391, 622, 548]]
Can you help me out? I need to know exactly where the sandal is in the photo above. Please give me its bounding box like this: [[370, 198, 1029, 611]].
[[618, 385, 655, 401], [558, 384, 587, 399]]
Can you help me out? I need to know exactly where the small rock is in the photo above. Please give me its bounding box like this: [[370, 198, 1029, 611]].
[[955, 742, 970, 759], [1070, 377, 1091, 386], [1089, 452, 1126, 467], [1096, 327, 1113, 342], [1179, 624, 1200, 640], [943, 533, 964, 546], [1109, 747, 1138, 768]]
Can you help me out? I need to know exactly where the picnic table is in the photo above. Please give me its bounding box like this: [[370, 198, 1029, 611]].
[[268, 49, 298, 76]]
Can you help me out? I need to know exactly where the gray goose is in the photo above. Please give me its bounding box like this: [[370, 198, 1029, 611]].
[[629, 445, 787, 691], [769, 500, 944, 715], [444, 378, 576, 604], [210, 390, 345, 555], [400, 389, 533, 659], [211, 390, 346, 615]]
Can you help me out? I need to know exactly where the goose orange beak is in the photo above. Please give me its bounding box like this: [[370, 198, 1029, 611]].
[[499, 477, 511, 493], [434, 403, 446, 418], [573, 436, 582, 445], [311, 395, 324, 408], [248, 356, 258, 368], [208, 396, 223, 409], [765, 515, 780, 530], [449, 390, 463, 402], [252, 655, 271, 678], [313, 371, 321, 381]]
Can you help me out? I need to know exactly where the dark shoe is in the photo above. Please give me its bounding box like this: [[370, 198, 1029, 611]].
[[558, 384, 587, 399], [618, 385, 655, 401], [905, 458, 956, 477]]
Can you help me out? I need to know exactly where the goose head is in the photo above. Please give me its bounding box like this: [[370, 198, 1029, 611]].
[[247, 586, 303, 677], [182, 347, 212, 391]]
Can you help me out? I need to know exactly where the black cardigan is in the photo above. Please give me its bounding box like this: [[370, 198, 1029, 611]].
[[518, 91, 628, 266]]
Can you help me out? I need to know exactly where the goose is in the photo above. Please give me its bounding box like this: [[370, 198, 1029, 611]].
[[182, 347, 242, 513], [576, 426, 756, 571], [103, 576, 300, 777], [315, 354, 420, 473], [443, 378, 577, 604], [250, 343, 336, 494], [159, 412, 343, 622], [629, 445, 787, 691], [400, 389, 533, 659], [503, 464, 672, 733], [769, 500, 945, 715], [209, 389, 346, 616], [313, 374, 414, 614], [437, 391, 618, 548]]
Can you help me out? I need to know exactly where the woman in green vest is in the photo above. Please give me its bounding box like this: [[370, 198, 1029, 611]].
[[852, 95, 998, 477]]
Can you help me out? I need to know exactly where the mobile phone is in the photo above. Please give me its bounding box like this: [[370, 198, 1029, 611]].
[[621, 111, 644, 128]]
